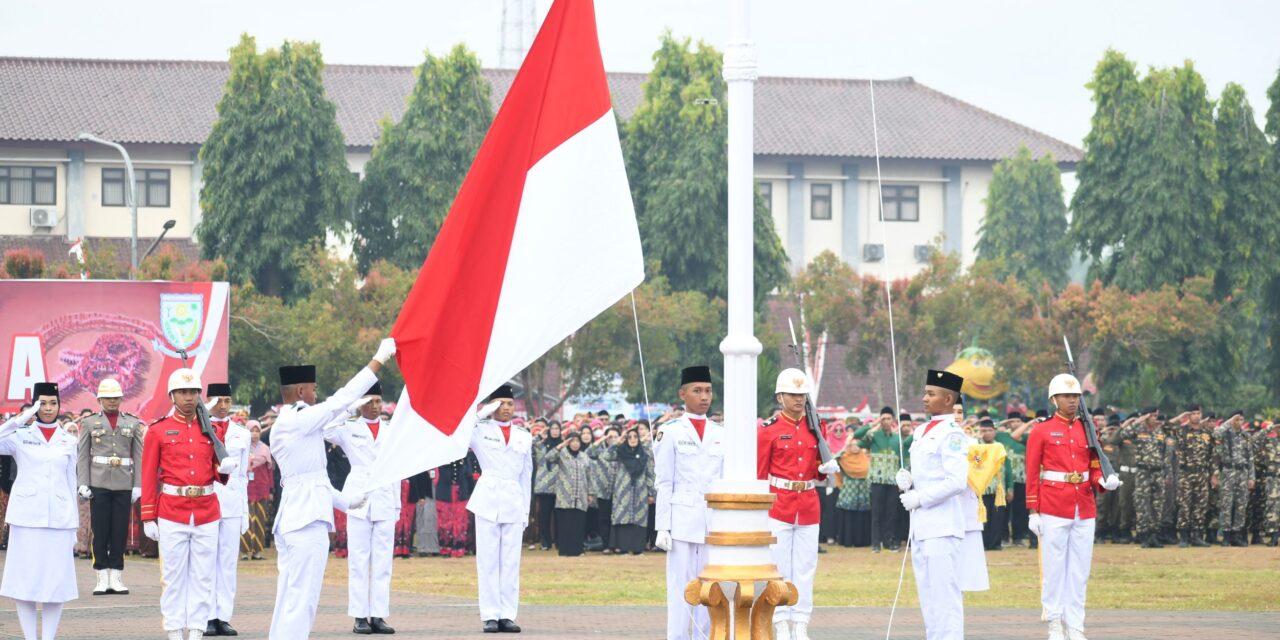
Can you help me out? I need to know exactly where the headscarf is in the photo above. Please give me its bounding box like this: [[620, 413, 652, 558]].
[[618, 431, 648, 479], [825, 420, 848, 453]]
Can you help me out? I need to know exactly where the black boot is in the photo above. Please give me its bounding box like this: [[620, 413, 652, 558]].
[[1190, 530, 1211, 547], [1204, 528, 1219, 544], [1251, 531, 1263, 545], [1268, 534, 1279, 547], [1178, 530, 1190, 548], [1160, 528, 1178, 545], [353, 618, 373, 634], [1221, 530, 1231, 547], [1230, 531, 1248, 547], [1141, 533, 1162, 549], [1116, 529, 1133, 544]]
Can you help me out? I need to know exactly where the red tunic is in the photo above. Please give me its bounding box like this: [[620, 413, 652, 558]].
[[1025, 413, 1106, 519], [757, 412, 825, 526], [140, 413, 226, 525]]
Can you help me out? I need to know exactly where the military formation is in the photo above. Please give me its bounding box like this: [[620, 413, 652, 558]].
[[1099, 406, 1280, 548]]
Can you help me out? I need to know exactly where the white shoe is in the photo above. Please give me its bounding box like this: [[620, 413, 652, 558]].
[[1047, 619, 1066, 640], [792, 621, 811, 640], [93, 569, 109, 595], [774, 621, 794, 640], [187, 629, 204, 640], [166, 631, 184, 640], [108, 568, 129, 594], [1065, 625, 1088, 640]]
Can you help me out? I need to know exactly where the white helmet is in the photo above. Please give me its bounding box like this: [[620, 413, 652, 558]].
[[1047, 373, 1081, 399], [96, 378, 124, 399], [167, 368, 203, 394], [775, 368, 812, 394]]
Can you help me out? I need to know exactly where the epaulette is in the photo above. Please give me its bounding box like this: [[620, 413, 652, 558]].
[[761, 416, 779, 428], [122, 411, 141, 421], [148, 416, 167, 427], [658, 419, 679, 429]]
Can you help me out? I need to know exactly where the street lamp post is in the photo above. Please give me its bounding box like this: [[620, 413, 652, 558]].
[[77, 133, 138, 279]]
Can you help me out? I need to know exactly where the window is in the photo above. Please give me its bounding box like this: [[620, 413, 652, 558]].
[[810, 183, 832, 220], [103, 168, 170, 207], [0, 166, 56, 205], [756, 181, 772, 214], [879, 185, 919, 221]]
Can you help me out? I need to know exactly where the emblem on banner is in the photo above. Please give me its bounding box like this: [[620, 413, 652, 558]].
[[160, 293, 204, 350]]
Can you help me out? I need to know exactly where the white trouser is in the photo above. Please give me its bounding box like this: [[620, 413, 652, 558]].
[[475, 516, 523, 622], [769, 520, 818, 623], [1040, 512, 1095, 631], [269, 522, 330, 640], [666, 539, 709, 640], [347, 515, 395, 618], [911, 536, 963, 640], [158, 519, 219, 632], [210, 516, 242, 621], [14, 600, 63, 640]]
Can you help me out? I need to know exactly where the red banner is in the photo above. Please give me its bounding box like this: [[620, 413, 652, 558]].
[[1, 280, 229, 422]]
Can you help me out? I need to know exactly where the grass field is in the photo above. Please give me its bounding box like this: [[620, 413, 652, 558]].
[[238, 543, 1280, 612]]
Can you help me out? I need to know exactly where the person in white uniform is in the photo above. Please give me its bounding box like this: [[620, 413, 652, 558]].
[[205, 382, 250, 637], [653, 365, 724, 640], [324, 380, 399, 635], [267, 339, 393, 640], [468, 384, 533, 634], [896, 370, 970, 640], [0, 384, 77, 640]]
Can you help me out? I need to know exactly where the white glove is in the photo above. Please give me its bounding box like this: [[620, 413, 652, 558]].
[[241, 516, 250, 535], [131, 487, 141, 503], [477, 400, 502, 421], [817, 459, 840, 475], [1028, 513, 1044, 537], [204, 398, 218, 412], [655, 530, 673, 551], [347, 396, 374, 415], [899, 490, 922, 511], [78, 485, 92, 500], [17, 403, 40, 424], [218, 457, 239, 474], [345, 490, 369, 511], [143, 521, 159, 541], [373, 337, 397, 364], [895, 469, 913, 491], [1101, 474, 1122, 491]]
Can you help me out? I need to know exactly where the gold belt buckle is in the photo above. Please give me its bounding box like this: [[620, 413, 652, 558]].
[[108, 456, 122, 467], [789, 481, 807, 491], [183, 487, 204, 498], [1066, 472, 1083, 484]]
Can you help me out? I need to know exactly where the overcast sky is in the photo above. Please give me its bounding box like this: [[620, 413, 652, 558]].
[[3, 0, 1277, 146]]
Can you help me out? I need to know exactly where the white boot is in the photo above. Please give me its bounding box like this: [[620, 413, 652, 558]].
[[166, 631, 185, 640], [93, 569, 110, 595], [108, 568, 129, 594], [1047, 618, 1066, 640], [774, 620, 794, 640], [1065, 625, 1088, 640], [187, 629, 204, 640], [792, 621, 811, 640]]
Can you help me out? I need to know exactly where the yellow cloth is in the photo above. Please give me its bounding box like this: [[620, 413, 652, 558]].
[[967, 443, 1007, 523]]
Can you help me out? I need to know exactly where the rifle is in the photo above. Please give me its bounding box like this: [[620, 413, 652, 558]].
[[787, 319, 834, 464], [1062, 336, 1115, 479], [176, 348, 229, 462]]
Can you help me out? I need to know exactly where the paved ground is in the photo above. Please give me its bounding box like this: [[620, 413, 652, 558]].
[[1, 553, 1276, 639]]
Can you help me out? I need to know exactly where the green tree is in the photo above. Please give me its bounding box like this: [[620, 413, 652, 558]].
[[199, 35, 355, 299], [1070, 50, 1143, 284], [353, 45, 493, 272], [975, 146, 1071, 289], [623, 33, 788, 305], [1212, 83, 1279, 297]]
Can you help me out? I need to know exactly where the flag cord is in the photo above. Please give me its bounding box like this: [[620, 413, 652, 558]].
[[629, 291, 652, 424], [870, 78, 911, 640]]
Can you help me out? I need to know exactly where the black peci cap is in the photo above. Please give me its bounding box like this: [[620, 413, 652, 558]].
[[366, 380, 383, 397], [279, 365, 317, 386], [926, 369, 964, 394], [33, 382, 59, 398], [486, 384, 514, 402], [880, 406, 895, 416], [207, 383, 232, 398], [680, 365, 712, 386]]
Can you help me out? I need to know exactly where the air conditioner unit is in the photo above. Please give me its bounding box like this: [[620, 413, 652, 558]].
[[863, 243, 885, 262], [913, 245, 933, 263], [29, 207, 60, 229]]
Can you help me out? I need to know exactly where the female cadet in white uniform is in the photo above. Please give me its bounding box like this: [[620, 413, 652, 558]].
[[0, 383, 79, 640]]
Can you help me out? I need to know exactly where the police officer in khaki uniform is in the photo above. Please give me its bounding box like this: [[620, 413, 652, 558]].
[[76, 378, 146, 596]]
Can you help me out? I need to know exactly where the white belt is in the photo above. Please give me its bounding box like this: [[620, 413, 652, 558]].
[[768, 475, 816, 492], [1119, 465, 1135, 474], [1040, 470, 1090, 484], [92, 455, 132, 467], [160, 483, 215, 497]]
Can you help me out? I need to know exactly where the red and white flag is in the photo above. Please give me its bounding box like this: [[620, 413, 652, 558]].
[[369, 0, 642, 487]]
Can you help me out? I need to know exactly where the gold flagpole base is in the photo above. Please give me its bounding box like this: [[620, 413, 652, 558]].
[[682, 490, 798, 639]]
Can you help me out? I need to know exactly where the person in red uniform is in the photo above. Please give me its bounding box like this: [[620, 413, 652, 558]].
[[1025, 373, 1121, 640], [140, 368, 237, 640], [757, 368, 839, 640]]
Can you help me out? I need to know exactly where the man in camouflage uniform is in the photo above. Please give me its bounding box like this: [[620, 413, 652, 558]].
[[1109, 412, 1138, 544], [1212, 410, 1255, 547], [1096, 414, 1122, 543], [1245, 420, 1267, 544], [77, 378, 146, 595], [1173, 404, 1213, 547], [1249, 421, 1280, 546], [1115, 408, 1166, 548]]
